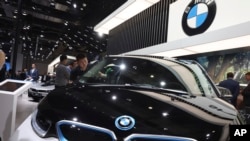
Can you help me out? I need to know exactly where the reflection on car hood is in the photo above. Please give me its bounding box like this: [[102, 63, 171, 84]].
[[36, 84, 237, 140]]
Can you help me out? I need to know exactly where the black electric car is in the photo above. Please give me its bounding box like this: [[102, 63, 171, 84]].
[[30, 55, 245, 141]]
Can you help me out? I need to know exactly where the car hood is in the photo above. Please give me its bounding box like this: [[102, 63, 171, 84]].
[[30, 82, 55, 90], [36, 84, 237, 140]]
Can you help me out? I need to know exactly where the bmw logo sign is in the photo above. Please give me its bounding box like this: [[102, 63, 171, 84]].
[[115, 115, 135, 131], [182, 0, 216, 36]]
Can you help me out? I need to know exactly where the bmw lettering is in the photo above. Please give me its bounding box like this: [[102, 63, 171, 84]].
[[182, 0, 216, 36]]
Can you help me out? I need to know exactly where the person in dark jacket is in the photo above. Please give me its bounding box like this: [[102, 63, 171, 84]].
[[219, 72, 240, 107], [242, 72, 250, 107], [19, 68, 28, 80], [27, 63, 39, 81]]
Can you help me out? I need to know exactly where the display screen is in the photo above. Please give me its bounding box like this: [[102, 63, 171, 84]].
[[0, 82, 24, 92]]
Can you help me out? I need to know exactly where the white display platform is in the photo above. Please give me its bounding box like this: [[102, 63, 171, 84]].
[[0, 79, 32, 141]]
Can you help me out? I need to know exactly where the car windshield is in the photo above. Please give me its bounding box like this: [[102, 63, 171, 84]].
[[78, 56, 218, 97]]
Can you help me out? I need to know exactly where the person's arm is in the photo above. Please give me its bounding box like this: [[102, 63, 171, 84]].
[[64, 68, 70, 80], [70, 69, 76, 82]]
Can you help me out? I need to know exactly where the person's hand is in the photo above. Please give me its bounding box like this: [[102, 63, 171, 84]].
[[98, 71, 107, 78]]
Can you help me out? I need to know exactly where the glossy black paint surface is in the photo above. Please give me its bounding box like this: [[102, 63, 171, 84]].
[[37, 84, 231, 140]]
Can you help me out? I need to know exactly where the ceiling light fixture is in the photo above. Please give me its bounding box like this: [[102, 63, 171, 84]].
[[22, 11, 27, 16], [98, 32, 103, 37], [66, 1, 71, 4], [73, 3, 77, 8], [50, 2, 55, 6], [94, 0, 160, 34], [64, 21, 68, 26]]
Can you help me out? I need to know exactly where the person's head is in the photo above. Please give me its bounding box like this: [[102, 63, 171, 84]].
[[60, 54, 68, 65], [76, 53, 88, 71], [226, 72, 234, 79], [32, 63, 36, 69], [68, 60, 77, 69], [245, 72, 250, 81]]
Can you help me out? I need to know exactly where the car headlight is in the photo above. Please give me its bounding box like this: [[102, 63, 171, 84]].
[[31, 109, 52, 137]]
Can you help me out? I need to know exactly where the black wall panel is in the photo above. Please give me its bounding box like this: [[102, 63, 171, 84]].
[[107, 0, 176, 55]]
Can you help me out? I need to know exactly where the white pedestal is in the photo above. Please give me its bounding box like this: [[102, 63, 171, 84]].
[[0, 79, 32, 141]]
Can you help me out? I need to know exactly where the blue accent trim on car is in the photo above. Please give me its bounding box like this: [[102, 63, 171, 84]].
[[56, 120, 117, 141]]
